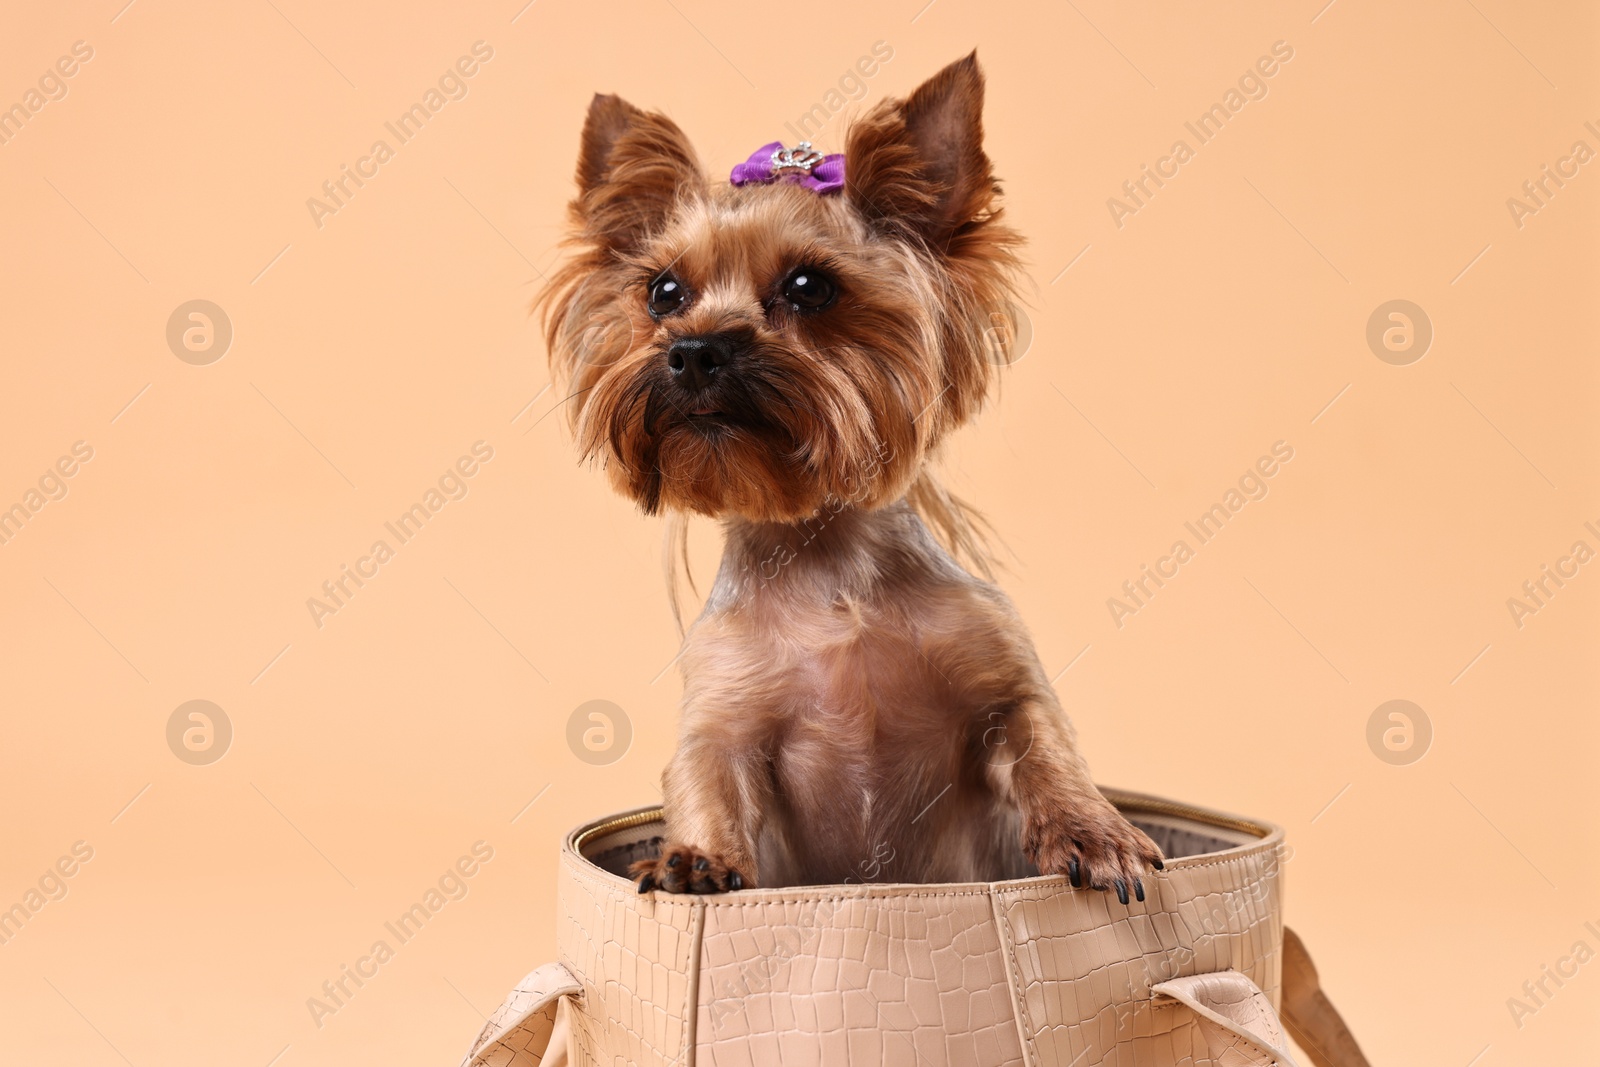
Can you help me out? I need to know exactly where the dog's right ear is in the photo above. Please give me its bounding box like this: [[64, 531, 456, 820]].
[[572, 93, 702, 253]]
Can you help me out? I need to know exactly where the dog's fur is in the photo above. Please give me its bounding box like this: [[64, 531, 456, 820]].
[[541, 54, 1162, 900]]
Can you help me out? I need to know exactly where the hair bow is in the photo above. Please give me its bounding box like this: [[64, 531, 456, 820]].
[[729, 141, 845, 194]]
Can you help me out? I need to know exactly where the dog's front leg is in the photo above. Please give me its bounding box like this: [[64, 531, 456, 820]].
[[985, 691, 1163, 904], [629, 734, 768, 894]]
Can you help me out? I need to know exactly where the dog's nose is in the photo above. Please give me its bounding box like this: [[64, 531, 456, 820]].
[[666, 335, 734, 392]]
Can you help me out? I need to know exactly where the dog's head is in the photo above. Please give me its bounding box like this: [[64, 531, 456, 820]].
[[541, 53, 1022, 522]]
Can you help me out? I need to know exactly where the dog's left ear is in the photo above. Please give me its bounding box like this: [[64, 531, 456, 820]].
[[572, 93, 703, 253], [845, 52, 998, 249]]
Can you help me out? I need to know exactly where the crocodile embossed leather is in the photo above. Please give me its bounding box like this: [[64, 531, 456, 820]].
[[457, 790, 1369, 1067]]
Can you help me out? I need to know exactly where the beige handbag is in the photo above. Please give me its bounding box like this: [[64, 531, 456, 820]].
[[459, 789, 1367, 1066]]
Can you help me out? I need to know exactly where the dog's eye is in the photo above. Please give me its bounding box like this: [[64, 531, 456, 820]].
[[781, 268, 836, 312], [648, 274, 687, 318]]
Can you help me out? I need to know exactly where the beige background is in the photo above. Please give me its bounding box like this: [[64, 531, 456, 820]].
[[1, 0, 1595, 1063]]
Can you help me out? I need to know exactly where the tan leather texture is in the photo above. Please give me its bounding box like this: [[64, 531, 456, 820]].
[[461, 962, 581, 1067], [459, 791, 1366, 1066], [1279, 928, 1372, 1067], [1151, 973, 1295, 1066]]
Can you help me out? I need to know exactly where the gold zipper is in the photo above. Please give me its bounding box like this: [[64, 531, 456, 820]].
[[1099, 789, 1273, 839], [574, 806, 664, 850], [574, 792, 1270, 850]]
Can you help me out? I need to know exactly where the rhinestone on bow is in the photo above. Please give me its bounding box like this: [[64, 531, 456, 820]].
[[771, 142, 826, 175]]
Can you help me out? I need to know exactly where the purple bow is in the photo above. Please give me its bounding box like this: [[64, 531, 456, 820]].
[[729, 141, 845, 194]]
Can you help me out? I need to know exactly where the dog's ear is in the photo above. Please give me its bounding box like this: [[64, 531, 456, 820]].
[[845, 52, 998, 250], [572, 93, 702, 252]]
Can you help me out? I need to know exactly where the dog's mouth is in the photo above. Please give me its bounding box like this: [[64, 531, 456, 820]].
[[647, 387, 731, 428]]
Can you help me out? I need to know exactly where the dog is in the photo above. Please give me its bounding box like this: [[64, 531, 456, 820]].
[[540, 53, 1163, 902]]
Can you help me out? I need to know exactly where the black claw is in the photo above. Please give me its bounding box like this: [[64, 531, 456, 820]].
[[637, 874, 655, 894], [728, 871, 744, 890], [694, 856, 710, 871], [1115, 879, 1129, 905], [1152, 858, 1164, 871], [1068, 857, 1081, 888], [665, 854, 681, 868], [1134, 879, 1145, 903]]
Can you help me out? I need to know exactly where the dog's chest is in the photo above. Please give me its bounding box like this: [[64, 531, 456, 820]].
[[760, 596, 969, 829], [785, 588, 962, 724], [692, 525, 1030, 883]]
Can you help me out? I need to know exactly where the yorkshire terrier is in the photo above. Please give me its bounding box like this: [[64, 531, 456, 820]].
[[540, 53, 1163, 902]]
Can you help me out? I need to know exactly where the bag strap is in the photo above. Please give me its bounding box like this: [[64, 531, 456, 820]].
[[459, 962, 580, 1067], [1279, 926, 1371, 1067], [1151, 971, 1299, 1066]]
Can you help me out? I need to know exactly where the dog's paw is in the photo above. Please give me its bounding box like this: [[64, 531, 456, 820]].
[[1025, 806, 1164, 905], [628, 843, 747, 894]]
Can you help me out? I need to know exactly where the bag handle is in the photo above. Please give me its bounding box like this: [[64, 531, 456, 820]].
[[1152, 971, 1299, 1066], [1152, 926, 1369, 1067], [459, 962, 580, 1067]]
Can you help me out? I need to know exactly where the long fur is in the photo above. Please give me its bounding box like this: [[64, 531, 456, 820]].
[[539, 54, 1162, 896]]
